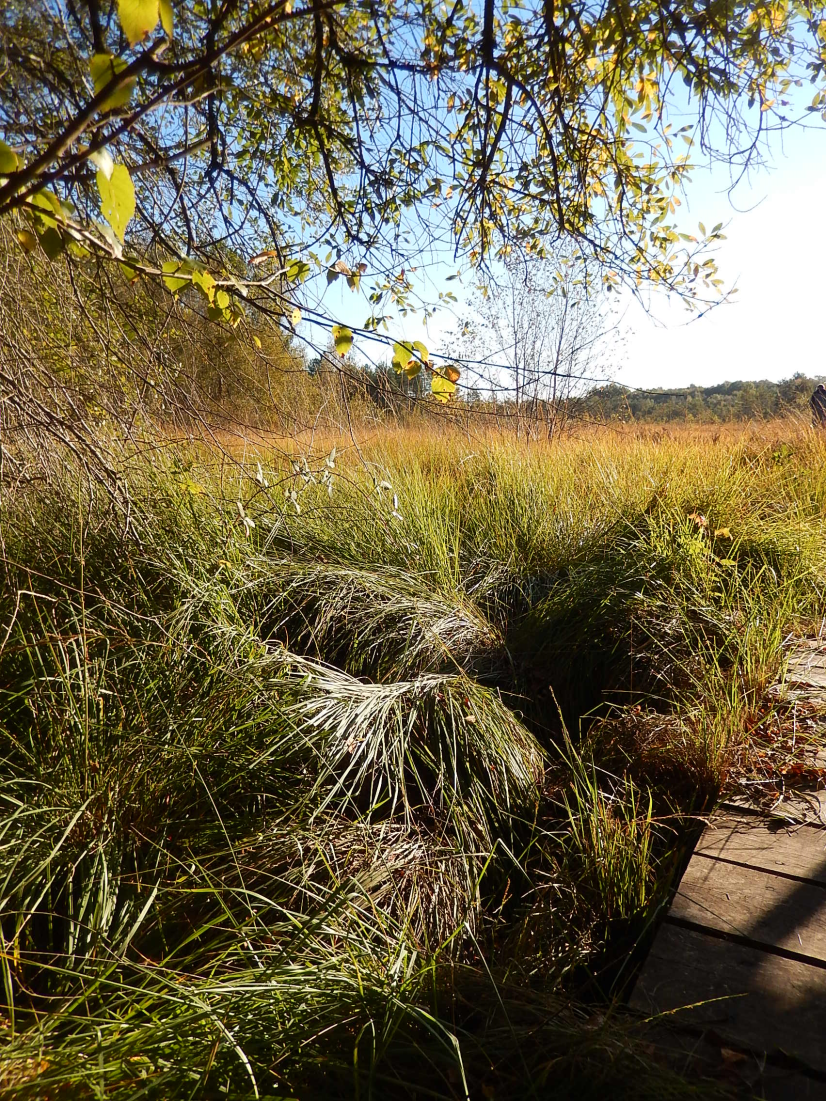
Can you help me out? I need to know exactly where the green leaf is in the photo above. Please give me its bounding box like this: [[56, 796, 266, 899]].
[[392, 338, 428, 378], [162, 259, 192, 292], [31, 190, 61, 216], [39, 227, 65, 260], [192, 268, 216, 302], [90, 54, 135, 111], [116, 0, 160, 45], [120, 259, 141, 281], [159, 0, 174, 37], [0, 140, 18, 175], [214, 288, 230, 310], [332, 324, 353, 357], [29, 190, 61, 233], [97, 164, 135, 243], [286, 259, 310, 283]]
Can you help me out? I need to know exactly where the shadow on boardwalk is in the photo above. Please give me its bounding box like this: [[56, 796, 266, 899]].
[[631, 815, 826, 1099]]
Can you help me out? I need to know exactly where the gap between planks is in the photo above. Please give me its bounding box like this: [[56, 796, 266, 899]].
[[630, 807, 826, 1089]]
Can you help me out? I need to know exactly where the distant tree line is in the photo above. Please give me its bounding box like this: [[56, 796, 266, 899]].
[[578, 376, 826, 423]]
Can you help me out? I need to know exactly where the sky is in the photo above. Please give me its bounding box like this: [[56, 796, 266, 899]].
[[306, 107, 826, 394], [618, 117, 826, 390]]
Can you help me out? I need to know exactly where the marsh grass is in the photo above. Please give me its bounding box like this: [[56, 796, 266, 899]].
[[1, 420, 824, 1097]]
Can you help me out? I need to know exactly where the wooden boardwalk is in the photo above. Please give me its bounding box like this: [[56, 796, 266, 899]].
[[631, 646, 826, 1098]]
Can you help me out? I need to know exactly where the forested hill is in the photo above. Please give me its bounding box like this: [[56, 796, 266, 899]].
[[579, 375, 825, 423]]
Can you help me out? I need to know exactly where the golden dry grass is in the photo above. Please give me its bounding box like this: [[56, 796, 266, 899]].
[[3, 409, 825, 1099], [181, 410, 817, 467]]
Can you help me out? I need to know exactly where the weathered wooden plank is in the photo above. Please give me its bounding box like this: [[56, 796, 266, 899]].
[[787, 643, 826, 689], [721, 793, 826, 828], [671, 854, 826, 963], [631, 922, 826, 1074], [695, 813, 826, 883], [632, 643, 826, 1086]]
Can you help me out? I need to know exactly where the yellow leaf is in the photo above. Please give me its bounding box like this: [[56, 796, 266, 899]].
[[0, 140, 19, 175], [97, 163, 135, 243], [392, 338, 428, 377], [116, 0, 160, 45], [162, 259, 192, 292], [89, 146, 114, 179], [191, 268, 216, 302], [90, 53, 135, 110], [392, 341, 413, 373], [16, 228, 38, 252], [332, 324, 353, 357], [431, 373, 457, 402], [714, 527, 732, 539], [291, 306, 302, 327], [159, 0, 173, 37]]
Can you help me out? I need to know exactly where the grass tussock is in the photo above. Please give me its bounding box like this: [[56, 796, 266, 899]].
[[1, 419, 824, 1097]]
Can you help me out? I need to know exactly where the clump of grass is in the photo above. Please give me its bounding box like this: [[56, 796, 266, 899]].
[[2, 421, 824, 1097], [224, 558, 508, 678], [562, 757, 655, 928]]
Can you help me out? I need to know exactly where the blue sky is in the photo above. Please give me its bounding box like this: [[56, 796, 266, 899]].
[[618, 116, 826, 389], [303, 108, 826, 392]]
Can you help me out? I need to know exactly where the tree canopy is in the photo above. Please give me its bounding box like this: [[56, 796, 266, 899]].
[[1, 0, 825, 388], [579, 374, 824, 422]]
